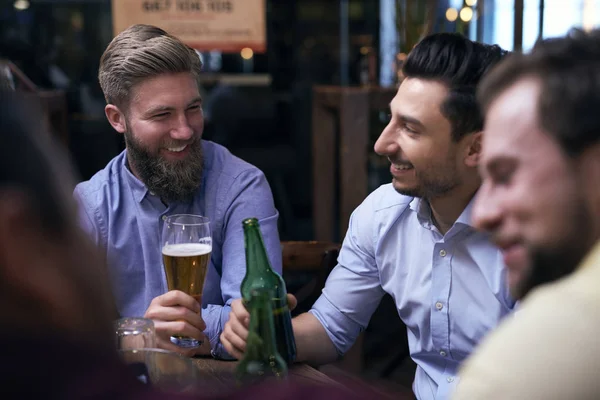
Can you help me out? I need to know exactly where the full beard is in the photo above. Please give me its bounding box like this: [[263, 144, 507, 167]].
[[512, 205, 594, 300], [125, 132, 204, 204]]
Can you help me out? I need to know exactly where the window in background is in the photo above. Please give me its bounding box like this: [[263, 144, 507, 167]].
[[482, 0, 515, 50], [522, 0, 541, 51], [543, 0, 584, 39], [543, 0, 600, 39]]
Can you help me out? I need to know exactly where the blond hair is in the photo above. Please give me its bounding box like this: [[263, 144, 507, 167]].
[[98, 24, 202, 108]]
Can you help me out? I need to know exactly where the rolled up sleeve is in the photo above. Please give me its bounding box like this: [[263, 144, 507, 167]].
[[309, 199, 385, 355]]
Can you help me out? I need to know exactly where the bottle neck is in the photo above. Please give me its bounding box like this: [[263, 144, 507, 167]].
[[243, 224, 274, 275]]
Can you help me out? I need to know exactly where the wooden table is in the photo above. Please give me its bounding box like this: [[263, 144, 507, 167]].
[[191, 357, 415, 399], [191, 357, 342, 396]]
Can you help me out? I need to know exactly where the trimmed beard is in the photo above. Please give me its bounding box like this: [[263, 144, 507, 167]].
[[394, 162, 461, 199], [512, 201, 594, 300], [124, 130, 204, 204]]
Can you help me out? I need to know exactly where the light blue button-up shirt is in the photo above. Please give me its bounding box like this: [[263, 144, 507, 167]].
[[74, 140, 281, 359], [310, 184, 514, 400]]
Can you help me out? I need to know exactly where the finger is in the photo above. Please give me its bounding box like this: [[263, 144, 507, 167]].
[[231, 299, 250, 327], [220, 332, 244, 360], [286, 293, 298, 311], [228, 310, 249, 343], [145, 305, 206, 331], [153, 319, 207, 343], [153, 291, 201, 313], [222, 319, 247, 354]]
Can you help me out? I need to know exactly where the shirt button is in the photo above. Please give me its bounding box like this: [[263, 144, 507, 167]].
[[439, 249, 447, 257], [447, 377, 454, 383], [162, 215, 167, 221], [435, 302, 443, 310], [440, 350, 447, 357]]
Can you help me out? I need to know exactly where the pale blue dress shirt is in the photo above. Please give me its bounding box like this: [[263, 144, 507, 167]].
[[74, 140, 281, 359], [310, 184, 515, 400]]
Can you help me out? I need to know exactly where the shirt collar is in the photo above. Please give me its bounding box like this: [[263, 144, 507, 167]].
[[409, 197, 430, 223], [455, 192, 477, 228], [577, 240, 600, 272], [122, 151, 150, 203], [408, 192, 478, 230]]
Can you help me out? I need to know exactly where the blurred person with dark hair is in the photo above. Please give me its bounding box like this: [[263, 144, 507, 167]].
[[0, 90, 136, 398], [453, 28, 600, 400], [73, 24, 281, 358], [0, 88, 390, 400], [222, 33, 514, 400]]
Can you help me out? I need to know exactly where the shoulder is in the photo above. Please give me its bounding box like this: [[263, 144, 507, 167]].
[[202, 140, 264, 181], [74, 151, 125, 208], [351, 184, 413, 228], [456, 267, 600, 399], [346, 184, 413, 249]]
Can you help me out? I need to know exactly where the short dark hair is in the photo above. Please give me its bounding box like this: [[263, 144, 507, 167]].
[[0, 92, 74, 235], [478, 28, 600, 156], [403, 33, 508, 141]]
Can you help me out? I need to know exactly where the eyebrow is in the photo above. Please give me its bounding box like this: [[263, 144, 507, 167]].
[[388, 101, 425, 128], [144, 97, 203, 116], [398, 114, 424, 128]]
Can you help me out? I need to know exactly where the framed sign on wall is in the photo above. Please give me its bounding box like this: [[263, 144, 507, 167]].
[[112, 0, 266, 52]]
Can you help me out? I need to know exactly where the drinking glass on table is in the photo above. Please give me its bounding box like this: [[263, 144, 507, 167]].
[[115, 317, 156, 350], [161, 214, 212, 348]]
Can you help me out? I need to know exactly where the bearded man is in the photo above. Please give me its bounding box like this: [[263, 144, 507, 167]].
[[74, 24, 281, 359]]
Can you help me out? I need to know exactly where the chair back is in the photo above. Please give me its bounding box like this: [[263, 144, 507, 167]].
[[281, 241, 340, 315]]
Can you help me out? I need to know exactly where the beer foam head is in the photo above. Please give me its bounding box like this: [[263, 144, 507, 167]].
[[162, 243, 212, 257]]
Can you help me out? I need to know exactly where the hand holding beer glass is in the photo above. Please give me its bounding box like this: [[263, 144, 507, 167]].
[[161, 214, 212, 348]]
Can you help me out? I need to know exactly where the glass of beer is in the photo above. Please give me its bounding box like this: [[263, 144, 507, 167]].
[[161, 214, 212, 348]]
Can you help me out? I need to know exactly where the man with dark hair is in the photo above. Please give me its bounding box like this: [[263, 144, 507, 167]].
[[453, 28, 600, 400], [222, 33, 514, 400], [74, 24, 281, 358]]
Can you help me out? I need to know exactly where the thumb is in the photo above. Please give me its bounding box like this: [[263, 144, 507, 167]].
[[286, 293, 298, 311]]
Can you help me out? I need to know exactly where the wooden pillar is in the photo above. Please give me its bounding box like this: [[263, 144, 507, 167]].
[[514, 0, 524, 51]]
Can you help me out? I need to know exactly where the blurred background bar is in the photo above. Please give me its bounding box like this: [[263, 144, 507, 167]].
[[2, 0, 600, 393]]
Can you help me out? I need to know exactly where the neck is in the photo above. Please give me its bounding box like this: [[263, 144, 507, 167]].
[[428, 175, 480, 235]]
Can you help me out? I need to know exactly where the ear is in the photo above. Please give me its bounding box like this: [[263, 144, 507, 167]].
[[463, 131, 483, 168], [105, 104, 127, 134]]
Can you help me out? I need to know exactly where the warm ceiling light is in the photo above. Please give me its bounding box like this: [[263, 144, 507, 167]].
[[240, 47, 254, 60], [460, 7, 474, 22], [465, 0, 477, 6], [14, 0, 29, 10], [446, 8, 458, 22]]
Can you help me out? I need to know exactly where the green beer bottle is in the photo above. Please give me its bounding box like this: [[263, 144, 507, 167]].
[[241, 218, 297, 364], [235, 288, 288, 386]]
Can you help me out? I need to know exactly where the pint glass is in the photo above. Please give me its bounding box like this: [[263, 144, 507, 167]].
[[161, 214, 212, 348]]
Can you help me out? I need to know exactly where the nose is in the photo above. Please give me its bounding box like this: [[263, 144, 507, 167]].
[[170, 114, 195, 141], [472, 181, 503, 233], [374, 121, 398, 156]]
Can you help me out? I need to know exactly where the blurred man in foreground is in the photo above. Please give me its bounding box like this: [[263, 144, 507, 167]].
[[453, 28, 600, 399]]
